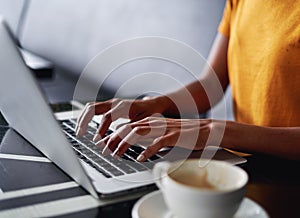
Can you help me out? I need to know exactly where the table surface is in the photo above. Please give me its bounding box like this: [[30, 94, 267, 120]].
[[0, 73, 299, 218]]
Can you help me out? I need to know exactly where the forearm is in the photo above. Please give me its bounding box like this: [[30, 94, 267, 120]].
[[158, 33, 230, 117], [158, 79, 213, 116], [222, 121, 300, 160]]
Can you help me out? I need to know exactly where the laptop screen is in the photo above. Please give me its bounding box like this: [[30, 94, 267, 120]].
[[0, 19, 98, 198]]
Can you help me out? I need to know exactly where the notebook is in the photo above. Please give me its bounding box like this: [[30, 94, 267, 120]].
[[0, 19, 246, 199]]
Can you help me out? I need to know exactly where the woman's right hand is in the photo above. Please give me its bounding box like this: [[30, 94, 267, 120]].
[[75, 96, 171, 142]]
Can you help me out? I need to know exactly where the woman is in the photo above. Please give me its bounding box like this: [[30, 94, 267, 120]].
[[76, 0, 300, 161]]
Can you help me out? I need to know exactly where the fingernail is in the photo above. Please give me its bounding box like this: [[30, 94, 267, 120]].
[[112, 149, 119, 157], [96, 139, 105, 147], [93, 134, 101, 142], [137, 154, 145, 162], [102, 147, 111, 156]]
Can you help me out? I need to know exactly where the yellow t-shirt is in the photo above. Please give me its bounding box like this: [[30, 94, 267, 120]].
[[218, 0, 300, 127]]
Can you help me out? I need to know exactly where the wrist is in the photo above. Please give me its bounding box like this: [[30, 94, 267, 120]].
[[220, 121, 263, 154], [155, 95, 179, 117]]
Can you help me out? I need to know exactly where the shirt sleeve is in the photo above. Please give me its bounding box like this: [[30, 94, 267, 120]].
[[218, 0, 232, 37]]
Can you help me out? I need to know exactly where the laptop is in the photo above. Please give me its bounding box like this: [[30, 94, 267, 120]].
[[0, 19, 246, 199]]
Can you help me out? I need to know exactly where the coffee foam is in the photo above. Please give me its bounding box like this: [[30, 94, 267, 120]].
[[169, 162, 245, 191], [170, 168, 217, 190]]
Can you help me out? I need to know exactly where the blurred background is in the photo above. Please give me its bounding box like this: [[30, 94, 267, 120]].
[[0, 0, 232, 119]]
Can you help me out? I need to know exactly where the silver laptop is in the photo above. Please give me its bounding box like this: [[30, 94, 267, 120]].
[[0, 19, 246, 199]]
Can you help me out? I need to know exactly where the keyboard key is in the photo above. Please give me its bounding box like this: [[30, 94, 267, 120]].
[[122, 156, 148, 172], [67, 122, 76, 129], [104, 156, 136, 174], [75, 151, 85, 159], [142, 161, 155, 170], [103, 165, 123, 176], [89, 121, 99, 129], [87, 126, 96, 133], [75, 145, 85, 151], [148, 154, 161, 161], [84, 133, 94, 141], [109, 169, 124, 177], [103, 155, 117, 162], [79, 138, 91, 144], [125, 149, 139, 159], [91, 147, 103, 154], [131, 145, 145, 153], [85, 152, 98, 159], [72, 142, 81, 148], [61, 125, 69, 130], [65, 128, 74, 134], [105, 129, 113, 137], [93, 165, 112, 178], [93, 158, 111, 167], [115, 163, 136, 174], [87, 143, 101, 150]]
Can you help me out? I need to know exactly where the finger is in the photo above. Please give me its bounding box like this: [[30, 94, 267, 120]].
[[76, 103, 96, 136], [102, 125, 132, 155], [102, 137, 120, 156], [111, 120, 157, 156], [93, 100, 131, 141], [76, 103, 94, 129], [148, 117, 202, 129], [76, 99, 121, 137], [111, 126, 145, 157], [115, 121, 130, 130], [76, 101, 111, 136], [93, 111, 112, 142], [136, 133, 177, 162], [114, 126, 167, 158], [95, 135, 110, 148], [75, 102, 93, 133], [130, 111, 147, 122], [172, 128, 205, 150]]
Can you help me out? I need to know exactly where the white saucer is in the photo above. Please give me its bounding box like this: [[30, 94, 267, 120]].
[[132, 190, 269, 218]]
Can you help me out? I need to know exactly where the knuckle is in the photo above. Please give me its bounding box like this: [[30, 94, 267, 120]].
[[86, 104, 95, 111], [154, 120, 164, 126], [145, 146, 157, 154], [142, 117, 151, 123], [85, 102, 93, 107], [111, 98, 121, 105], [153, 136, 164, 146], [109, 134, 119, 142], [116, 101, 127, 110], [103, 112, 111, 120], [110, 98, 118, 102], [123, 123, 133, 131], [132, 126, 142, 134]]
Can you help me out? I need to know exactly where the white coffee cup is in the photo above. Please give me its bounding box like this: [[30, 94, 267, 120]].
[[153, 159, 248, 218]]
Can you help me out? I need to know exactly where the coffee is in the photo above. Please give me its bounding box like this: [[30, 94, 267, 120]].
[[153, 159, 248, 218], [170, 169, 217, 190]]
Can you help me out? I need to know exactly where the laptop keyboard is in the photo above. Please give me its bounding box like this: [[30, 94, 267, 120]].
[[59, 119, 163, 178]]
